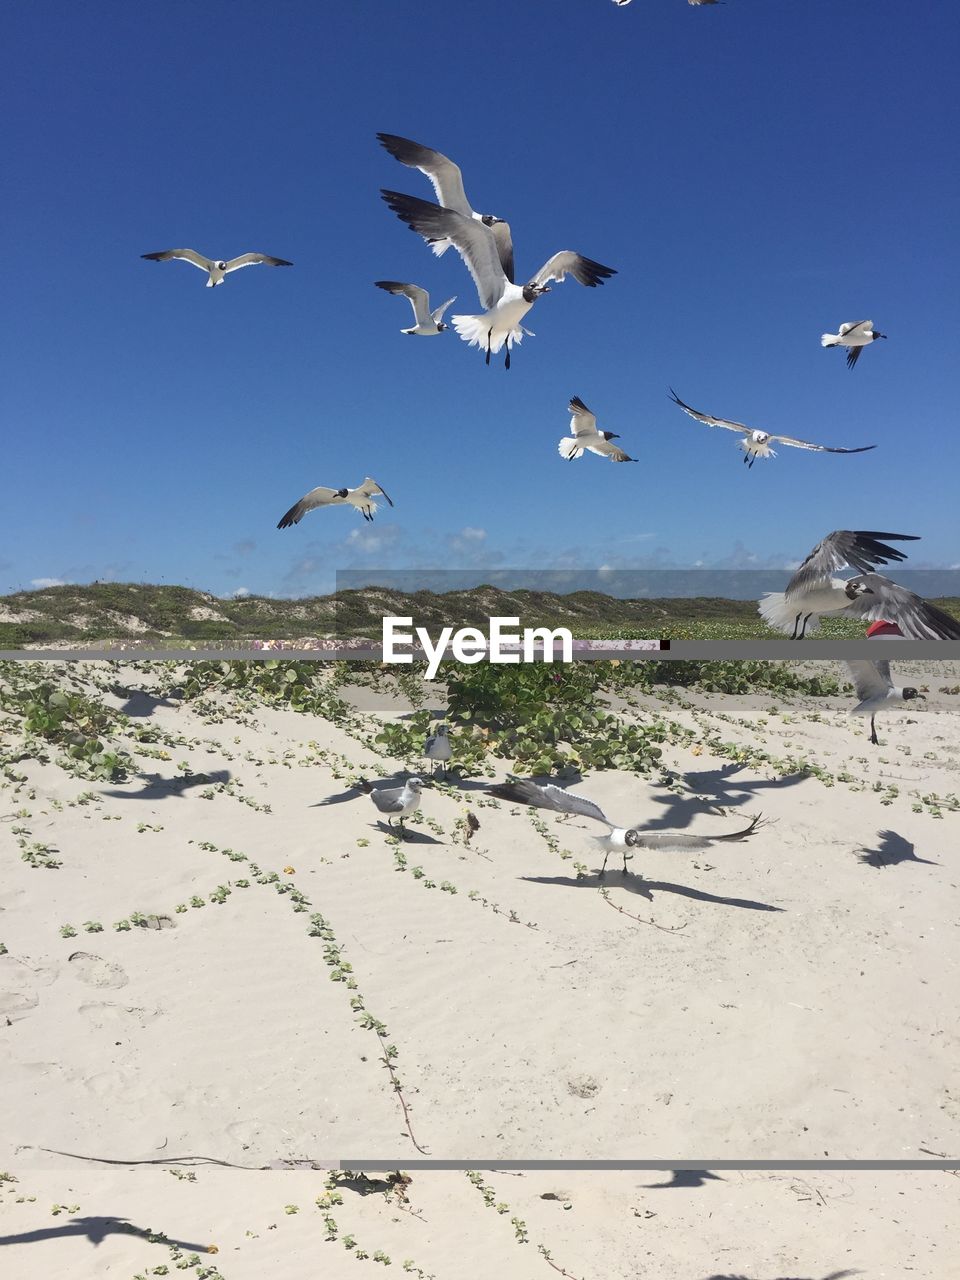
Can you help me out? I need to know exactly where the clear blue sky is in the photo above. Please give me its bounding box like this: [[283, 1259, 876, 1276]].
[[3, 0, 959, 598]]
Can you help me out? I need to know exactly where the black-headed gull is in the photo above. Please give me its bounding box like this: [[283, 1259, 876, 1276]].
[[845, 660, 924, 745], [377, 133, 515, 282], [821, 320, 887, 369], [276, 478, 394, 528], [374, 281, 456, 335], [381, 190, 615, 369], [484, 776, 765, 876], [758, 530, 919, 638], [668, 389, 876, 468], [141, 248, 292, 288], [558, 396, 638, 463]]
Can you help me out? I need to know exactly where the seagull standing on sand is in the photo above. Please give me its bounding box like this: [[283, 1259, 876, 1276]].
[[368, 776, 424, 837], [668, 390, 876, 468], [141, 249, 293, 288], [424, 724, 453, 775], [558, 396, 638, 463], [821, 320, 887, 369], [377, 132, 515, 280], [276, 478, 394, 528], [484, 776, 765, 876], [381, 190, 615, 369], [758, 530, 919, 638], [374, 281, 456, 335], [845, 660, 924, 745]]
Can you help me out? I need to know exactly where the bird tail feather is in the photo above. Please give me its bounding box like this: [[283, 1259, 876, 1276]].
[[821, 333, 839, 347], [758, 592, 822, 635], [451, 313, 523, 354]]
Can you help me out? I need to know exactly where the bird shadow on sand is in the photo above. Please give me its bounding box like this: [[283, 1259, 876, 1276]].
[[520, 873, 784, 912], [0, 1216, 210, 1252], [701, 1273, 858, 1280], [856, 828, 938, 870], [110, 687, 181, 718], [645, 1169, 724, 1189], [675, 763, 810, 809], [100, 769, 231, 800], [372, 822, 442, 845]]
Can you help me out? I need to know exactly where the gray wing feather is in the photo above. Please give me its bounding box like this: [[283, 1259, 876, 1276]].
[[377, 133, 472, 217], [627, 814, 766, 850], [224, 253, 293, 272], [141, 248, 212, 271], [531, 251, 616, 289], [484, 777, 615, 826], [489, 220, 516, 283], [843, 574, 960, 639], [381, 190, 506, 310], [844, 660, 892, 701], [668, 389, 752, 434], [786, 531, 919, 596]]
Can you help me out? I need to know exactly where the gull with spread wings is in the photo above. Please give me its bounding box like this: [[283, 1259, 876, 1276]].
[[276, 478, 394, 528], [374, 281, 456, 335], [758, 530, 919, 638], [381, 190, 615, 369], [484, 776, 766, 876], [141, 248, 293, 288], [758, 530, 960, 639], [668, 389, 876, 468], [558, 396, 638, 463], [377, 132, 515, 282]]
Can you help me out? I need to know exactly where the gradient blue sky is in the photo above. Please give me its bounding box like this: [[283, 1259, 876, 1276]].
[[3, 0, 959, 598]]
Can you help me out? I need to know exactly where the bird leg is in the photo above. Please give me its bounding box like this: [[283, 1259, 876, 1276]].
[[485, 329, 492, 365], [599, 848, 612, 878], [869, 715, 879, 746], [504, 342, 511, 371], [621, 850, 632, 877], [800, 613, 812, 638]]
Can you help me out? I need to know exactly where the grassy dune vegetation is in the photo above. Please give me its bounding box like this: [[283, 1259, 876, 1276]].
[[5, 581, 959, 646]]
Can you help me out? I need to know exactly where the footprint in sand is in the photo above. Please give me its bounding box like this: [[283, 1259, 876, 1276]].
[[67, 952, 129, 990], [0, 988, 39, 1023], [78, 1001, 160, 1030]]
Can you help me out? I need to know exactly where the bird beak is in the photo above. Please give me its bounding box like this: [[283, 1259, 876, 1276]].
[[608, 433, 620, 439]]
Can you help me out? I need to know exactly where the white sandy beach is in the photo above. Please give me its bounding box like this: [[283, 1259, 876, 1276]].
[[0, 1166, 955, 1280], [1, 661, 958, 1166]]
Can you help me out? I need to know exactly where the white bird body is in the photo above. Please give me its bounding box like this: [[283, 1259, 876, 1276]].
[[558, 396, 638, 463], [374, 280, 455, 335], [141, 248, 292, 287], [759, 578, 851, 636], [369, 776, 424, 834], [424, 724, 453, 774], [845, 660, 923, 745], [821, 320, 886, 369], [277, 477, 394, 528]]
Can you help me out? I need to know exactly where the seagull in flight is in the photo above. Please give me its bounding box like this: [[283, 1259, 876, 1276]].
[[377, 132, 515, 281], [381, 191, 615, 369], [276, 478, 394, 528], [374, 281, 456, 335], [821, 320, 887, 369], [758, 530, 920, 638], [141, 248, 293, 288], [844, 660, 924, 746], [484, 776, 765, 876], [668, 390, 876, 468], [558, 396, 638, 463]]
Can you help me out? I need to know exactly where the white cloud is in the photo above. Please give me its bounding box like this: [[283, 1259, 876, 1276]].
[[31, 577, 68, 589], [231, 587, 251, 598]]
